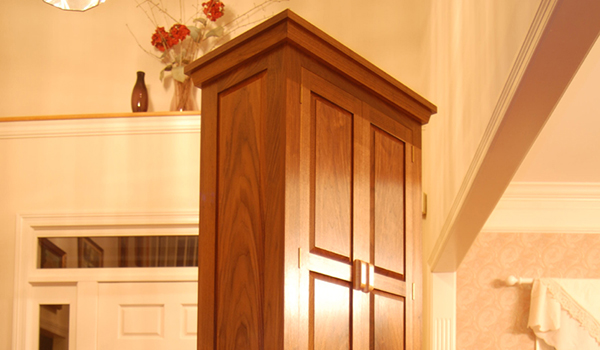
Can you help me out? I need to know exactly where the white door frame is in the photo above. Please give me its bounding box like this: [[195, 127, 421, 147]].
[[12, 212, 199, 350]]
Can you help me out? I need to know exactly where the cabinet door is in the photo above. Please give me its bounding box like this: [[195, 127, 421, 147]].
[[355, 105, 416, 350], [299, 69, 416, 350], [299, 68, 361, 350]]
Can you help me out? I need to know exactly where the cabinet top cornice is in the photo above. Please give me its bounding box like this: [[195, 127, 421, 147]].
[[185, 9, 436, 124]]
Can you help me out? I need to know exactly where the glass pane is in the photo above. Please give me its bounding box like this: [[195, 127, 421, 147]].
[[43, 0, 106, 11], [38, 236, 198, 268], [40, 304, 69, 350]]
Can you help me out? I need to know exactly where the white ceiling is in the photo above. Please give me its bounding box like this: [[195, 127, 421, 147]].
[[512, 36, 600, 183]]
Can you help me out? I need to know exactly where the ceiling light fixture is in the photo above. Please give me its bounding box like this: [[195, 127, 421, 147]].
[[43, 0, 106, 11]]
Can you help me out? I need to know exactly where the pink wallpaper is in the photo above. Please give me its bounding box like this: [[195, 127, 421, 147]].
[[456, 232, 600, 349]]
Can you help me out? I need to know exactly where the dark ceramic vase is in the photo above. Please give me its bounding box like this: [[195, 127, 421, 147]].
[[131, 71, 149, 112]]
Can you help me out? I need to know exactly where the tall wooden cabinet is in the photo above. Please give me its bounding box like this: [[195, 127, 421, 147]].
[[186, 10, 436, 350]]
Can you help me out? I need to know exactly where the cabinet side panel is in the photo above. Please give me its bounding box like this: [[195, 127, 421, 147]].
[[311, 95, 353, 262], [310, 273, 351, 350], [199, 82, 218, 350], [372, 291, 405, 350], [216, 73, 266, 350], [372, 127, 405, 277]]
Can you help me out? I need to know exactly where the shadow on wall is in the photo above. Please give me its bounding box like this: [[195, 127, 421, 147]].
[[457, 232, 600, 349]]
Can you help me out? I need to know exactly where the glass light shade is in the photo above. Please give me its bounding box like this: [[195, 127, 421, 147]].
[[43, 0, 106, 11]]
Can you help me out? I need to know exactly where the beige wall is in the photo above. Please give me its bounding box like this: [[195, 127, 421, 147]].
[[456, 231, 600, 349], [422, 0, 541, 263], [0, 0, 432, 118], [421, 2, 541, 347]]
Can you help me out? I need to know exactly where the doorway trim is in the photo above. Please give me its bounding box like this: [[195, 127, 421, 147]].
[[12, 211, 199, 350]]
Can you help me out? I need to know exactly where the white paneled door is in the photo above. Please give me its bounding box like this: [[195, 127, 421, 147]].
[[97, 282, 198, 350], [14, 214, 200, 350]]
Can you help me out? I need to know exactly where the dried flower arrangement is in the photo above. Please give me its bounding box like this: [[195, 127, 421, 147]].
[[132, 0, 285, 82], [130, 0, 286, 110]]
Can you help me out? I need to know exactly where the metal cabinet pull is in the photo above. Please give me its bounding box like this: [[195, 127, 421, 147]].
[[368, 262, 375, 292]]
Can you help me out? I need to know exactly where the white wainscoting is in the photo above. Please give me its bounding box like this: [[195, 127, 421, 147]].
[[434, 318, 454, 350], [431, 272, 456, 350]]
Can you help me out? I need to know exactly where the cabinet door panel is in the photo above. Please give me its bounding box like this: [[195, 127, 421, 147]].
[[311, 273, 352, 350], [216, 73, 266, 350], [371, 126, 406, 278], [311, 95, 353, 262], [372, 291, 405, 350]]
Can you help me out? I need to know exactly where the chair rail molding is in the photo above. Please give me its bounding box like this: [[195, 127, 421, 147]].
[[0, 113, 200, 139], [483, 182, 600, 234]]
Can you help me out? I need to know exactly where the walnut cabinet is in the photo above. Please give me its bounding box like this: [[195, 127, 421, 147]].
[[186, 10, 436, 350]]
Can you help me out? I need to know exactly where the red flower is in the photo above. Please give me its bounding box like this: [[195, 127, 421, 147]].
[[170, 24, 191, 42], [151, 26, 171, 52], [202, 0, 225, 21]]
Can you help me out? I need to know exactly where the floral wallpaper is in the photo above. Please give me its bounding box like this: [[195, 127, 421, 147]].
[[456, 232, 600, 349]]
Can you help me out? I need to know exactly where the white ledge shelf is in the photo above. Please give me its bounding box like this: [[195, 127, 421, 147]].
[[0, 112, 200, 139]]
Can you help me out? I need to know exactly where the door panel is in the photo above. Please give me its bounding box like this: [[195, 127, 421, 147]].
[[371, 126, 406, 278], [311, 95, 353, 262], [97, 282, 198, 350], [372, 291, 405, 350], [310, 273, 352, 350]]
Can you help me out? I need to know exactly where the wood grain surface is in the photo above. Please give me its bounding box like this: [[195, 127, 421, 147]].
[[312, 96, 353, 261], [192, 10, 433, 350], [216, 73, 266, 350], [372, 126, 405, 277]]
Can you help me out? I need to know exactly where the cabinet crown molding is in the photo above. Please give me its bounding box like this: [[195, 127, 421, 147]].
[[185, 9, 437, 125]]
